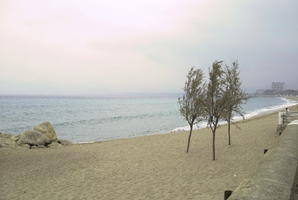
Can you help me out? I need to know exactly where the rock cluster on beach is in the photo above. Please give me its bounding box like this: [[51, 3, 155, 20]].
[[0, 121, 71, 149]]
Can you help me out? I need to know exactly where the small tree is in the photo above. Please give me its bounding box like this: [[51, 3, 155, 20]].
[[204, 61, 227, 160], [223, 61, 247, 145], [178, 68, 205, 153]]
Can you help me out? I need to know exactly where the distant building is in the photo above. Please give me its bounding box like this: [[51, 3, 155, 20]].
[[255, 82, 298, 96], [272, 82, 285, 91]]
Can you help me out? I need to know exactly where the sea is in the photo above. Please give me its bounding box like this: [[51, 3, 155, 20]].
[[0, 95, 297, 143]]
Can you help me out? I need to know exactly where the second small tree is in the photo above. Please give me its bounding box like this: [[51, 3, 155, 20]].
[[204, 61, 227, 160]]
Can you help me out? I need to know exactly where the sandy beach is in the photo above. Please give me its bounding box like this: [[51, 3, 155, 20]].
[[1, 104, 297, 200]]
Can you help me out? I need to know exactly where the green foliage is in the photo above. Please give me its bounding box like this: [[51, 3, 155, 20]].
[[223, 61, 247, 121], [204, 61, 227, 131], [178, 67, 205, 126]]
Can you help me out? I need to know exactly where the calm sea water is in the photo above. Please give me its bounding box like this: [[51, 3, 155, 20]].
[[0, 96, 296, 142]]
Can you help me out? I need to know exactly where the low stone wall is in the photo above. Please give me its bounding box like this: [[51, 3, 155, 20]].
[[228, 124, 298, 200]]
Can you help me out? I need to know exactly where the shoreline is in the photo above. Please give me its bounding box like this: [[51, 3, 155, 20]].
[[172, 97, 297, 132], [75, 97, 298, 145]]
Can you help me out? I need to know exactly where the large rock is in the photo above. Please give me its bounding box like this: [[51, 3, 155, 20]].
[[2, 122, 68, 149], [17, 130, 51, 147], [33, 121, 57, 142]]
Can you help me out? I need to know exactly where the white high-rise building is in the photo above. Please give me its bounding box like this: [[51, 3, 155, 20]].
[[272, 82, 285, 91]]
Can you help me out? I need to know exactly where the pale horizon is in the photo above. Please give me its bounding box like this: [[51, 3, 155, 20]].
[[1, 0, 297, 96]]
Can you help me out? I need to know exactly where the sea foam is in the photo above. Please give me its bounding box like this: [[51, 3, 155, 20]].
[[171, 97, 298, 132]]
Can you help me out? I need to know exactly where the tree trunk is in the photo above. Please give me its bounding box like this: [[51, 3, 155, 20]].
[[212, 130, 216, 160], [228, 119, 231, 145], [186, 125, 193, 153]]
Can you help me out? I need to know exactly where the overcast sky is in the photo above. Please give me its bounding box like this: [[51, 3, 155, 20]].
[[0, 0, 297, 95]]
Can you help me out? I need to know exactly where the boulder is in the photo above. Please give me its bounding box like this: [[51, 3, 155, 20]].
[[33, 121, 57, 142], [17, 130, 51, 147], [2, 122, 69, 149]]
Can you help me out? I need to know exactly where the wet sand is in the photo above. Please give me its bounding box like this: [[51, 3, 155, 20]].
[[1, 104, 297, 200]]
